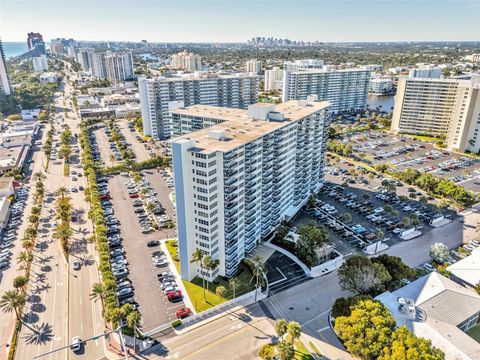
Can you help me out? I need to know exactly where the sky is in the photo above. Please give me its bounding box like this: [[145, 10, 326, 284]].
[[1, 0, 479, 43]]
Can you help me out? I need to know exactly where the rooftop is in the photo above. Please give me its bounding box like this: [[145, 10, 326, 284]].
[[171, 100, 330, 154], [447, 249, 480, 287]]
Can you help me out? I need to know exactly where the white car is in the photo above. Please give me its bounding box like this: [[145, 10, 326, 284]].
[[71, 336, 81, 352]]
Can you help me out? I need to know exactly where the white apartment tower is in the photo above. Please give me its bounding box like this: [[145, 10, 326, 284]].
[[172, 100, 331, 281], [391, 76, 480, 153], [91, 52, 107, 79], [284, 59, 324, 71], [264, 67, 284, 91], [0, 40, 11, 95], [282, 62, 371, 113], [171, 51, 202, 72], [245, 60, 263, 75], [32, 55, 48, 72], [138, 73, 259, 140], [369, 78, 393, 95], [409, 66, 442, 79], [105, 52, 134, 83]]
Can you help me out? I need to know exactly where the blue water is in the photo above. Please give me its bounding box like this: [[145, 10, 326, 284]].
[[2, 42, 28, 59]]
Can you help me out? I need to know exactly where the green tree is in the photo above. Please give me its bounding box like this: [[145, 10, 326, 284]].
[[202, 255, 219, 293], [429, 242, 450, 263], [331, 295, 372, 318], [229, 277, 239, 300], [277, 340, 295, 360], [338, 256, 392, 295], [249, 255, 267, 301], [286, 321, 301, 344], [275, 319, 288, 339], [126, 310, 141, 353], [334, 300, 395, 359], [13, 276, 28, 293], [259, 344, 275, 360], [190, 249, 206, 301], [0, 290, 27, 322], [90, 282, 106, 303], [215, 285, 226, 298], [371, 255, 414, 286]]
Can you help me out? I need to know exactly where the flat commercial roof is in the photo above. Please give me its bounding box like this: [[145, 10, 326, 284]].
[[171, 100, 330, 153]]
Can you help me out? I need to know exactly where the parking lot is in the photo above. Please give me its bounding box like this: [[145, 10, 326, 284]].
[[340, 130, 480, 193], [264, 251, 310, 294], [117, 120, 151, 162], [102, 171, 183, 332]]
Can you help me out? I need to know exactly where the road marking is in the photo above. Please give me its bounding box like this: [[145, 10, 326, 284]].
[[166, 352, 180, 359], [316, 326, 330, 333], [230, 324, 243, 330], [301, 309, 331, 327]]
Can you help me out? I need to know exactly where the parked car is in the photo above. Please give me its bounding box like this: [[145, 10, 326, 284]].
[[147, 240, 160, 247], [176, 308, 192, 319]]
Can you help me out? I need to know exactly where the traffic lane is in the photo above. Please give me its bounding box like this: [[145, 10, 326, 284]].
[[107, 175, 184, 332], [147, 303, 275, 360]]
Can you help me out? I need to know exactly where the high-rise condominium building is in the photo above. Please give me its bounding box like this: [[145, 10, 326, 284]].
[[32, 55, 48, 72], [409, 66, 442, 79], [282, 62, 371, 113], [171, 51, 202, 72], [0, 39, 11, 95], [369, 78, 393, 95], [391, 76, 480, 153], [284, 59, 324, 71], [27, 32, 46, 56], [139, 73, 259, 140], [172, 99, 331, 280], [264, 67, 283, 91], [105, 52, 134, 83], [245, 60, 263, 75]]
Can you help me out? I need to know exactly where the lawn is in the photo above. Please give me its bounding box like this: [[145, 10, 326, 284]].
[[165, 240, 256, 312], [467, 324, 480, 343], [294, 340, 315, 360]]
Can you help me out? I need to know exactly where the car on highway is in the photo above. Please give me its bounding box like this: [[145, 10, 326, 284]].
[[71, 336, 81, 352], [176, 308, 192, 319], [147, 240, 160, 247]]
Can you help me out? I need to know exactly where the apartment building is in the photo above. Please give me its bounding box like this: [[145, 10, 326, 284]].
[[264, 67, 283, 91], [105, 52, 134, 83], [32, 55, 48, 72], [245, 60, 263, 75], [409, 66, 442, 79], [282, 64, 371, 113], [369, 78, 393, 95], [171, 51, 202, 72], [0, 39, 11, 96], [172, 100, 330, 281], [391, 76, 480, 153], [284, 59, 324, 71], [139, 73, 259, 139]]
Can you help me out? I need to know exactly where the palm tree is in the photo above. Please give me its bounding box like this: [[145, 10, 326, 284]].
[[202, 256, 219, 293], [33, 172, 45, 182], [0, 290, 26, 322], [109, 154, 115, 166], [126, 310, 141, 353], [54, 222, 72, 258], [90, 283, 106, 303], [229, 278, 239, 300], [275, 319, 288, 339], [56, 186, 69, 200], [250, 256, 267, 301], [190, 249, 206, 301], [13, 276, 28, 293], [287, 321, 302, 344], [374, 227, 384, 240], [215, 286, 226, 298]]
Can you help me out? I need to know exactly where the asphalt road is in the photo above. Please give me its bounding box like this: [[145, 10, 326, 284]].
[[117, 120, 151, 162]]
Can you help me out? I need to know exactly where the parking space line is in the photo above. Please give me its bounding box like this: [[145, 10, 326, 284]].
[[316, 326, 330, 333]]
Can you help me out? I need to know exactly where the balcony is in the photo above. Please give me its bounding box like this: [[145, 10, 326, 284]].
[[225, 244, 238, 256], [224, 152, 238, 161]]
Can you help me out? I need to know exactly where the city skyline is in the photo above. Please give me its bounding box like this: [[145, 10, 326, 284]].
[[1, 0, 479, 43]]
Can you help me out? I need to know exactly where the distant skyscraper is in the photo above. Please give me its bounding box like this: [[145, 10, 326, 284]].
[[27, 32, 46, 56], [139, 73, 259, 140], [264, 67, 284, 91], [171, 51, 202, 72], [172, 100, 330, 280], [282, 60, 371, 114], [391, 76, 480, 153], [105, 52, 134, 83], [245, 60, 263, 75], [0, 39, 12, 95]]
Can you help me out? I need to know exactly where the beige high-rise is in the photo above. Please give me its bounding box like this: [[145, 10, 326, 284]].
[[391, 76, 480, 153]]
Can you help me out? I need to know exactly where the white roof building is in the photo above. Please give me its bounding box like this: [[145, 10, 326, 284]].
[[376, 272, 480, 360], [447, 249, 480, 288]]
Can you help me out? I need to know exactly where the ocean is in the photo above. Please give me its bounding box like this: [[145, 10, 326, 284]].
[[2, 42, 28, 59]]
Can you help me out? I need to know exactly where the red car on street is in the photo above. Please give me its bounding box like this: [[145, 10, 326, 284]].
[[129, 193, 139, 198], [175, 308, 191, 319]]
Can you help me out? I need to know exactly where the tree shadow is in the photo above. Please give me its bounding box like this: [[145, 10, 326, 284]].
[[40, 265, 52, 273], [22, 322, 53, 345], [35, 272, 47, 283], [22, 311, 40, 324], [36, 255, 54, 265], [30, 303, 46, 313], [33, 283, 51, 294], [28, 294, 41, 303]]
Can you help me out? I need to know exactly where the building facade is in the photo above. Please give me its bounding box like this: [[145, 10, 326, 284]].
[[139, 73, 259, 140], [409, 67, 442, 79], [284, 59, 324, 71], [391, 76, 480, 153], [0, 39, 11, 95], [264, 67, 283, 91], [32, 55, 48, 72], [245, 60, 263, 75], [105, 52, 134, 83], [172, 100, 330, 281], [282, 66, 371, 113], [369, 78, 393, 95], [171, 51, 202, 72]]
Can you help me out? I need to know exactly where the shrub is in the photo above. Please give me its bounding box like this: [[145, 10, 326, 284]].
[[171, 319, 182, 328], [259, 343, 275, 360]]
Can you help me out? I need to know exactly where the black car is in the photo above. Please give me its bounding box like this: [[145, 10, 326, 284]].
[[147, 240, 160, 247]]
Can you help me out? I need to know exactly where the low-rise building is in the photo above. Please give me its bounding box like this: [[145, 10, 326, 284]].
[[32, 55, 48, 72], [39, 72, 57, 83], [447, 249, 480, 289], [369, 78, 393, 95], [0, 177, 15, 198], [376, 272, 480, 360], [0, 196, 11, 230], [0, 145, 29, 174], [21, 109, 41, 120]]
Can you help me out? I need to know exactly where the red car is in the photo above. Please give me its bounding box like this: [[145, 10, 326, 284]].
[[100, 194, 110, 200], [129, 193, 139, 198], [176, 308, 191, 319], [167, 290, 183, 302]]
